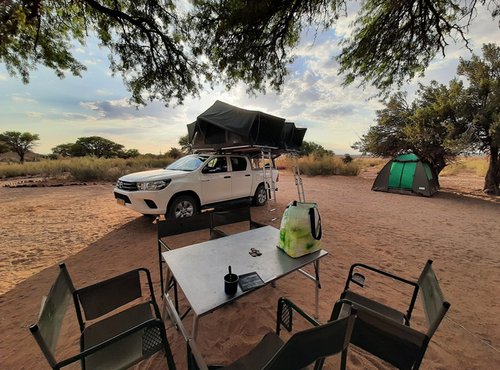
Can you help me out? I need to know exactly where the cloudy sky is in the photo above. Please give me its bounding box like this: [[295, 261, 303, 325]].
[[1, 6, 499, 155]]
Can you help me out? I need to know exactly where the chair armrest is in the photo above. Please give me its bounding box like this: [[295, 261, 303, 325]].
[[345, 263, 419, 291], [344, 263, 420, 323], [276, 297, 320, 336], [58, 319, 167, 368]]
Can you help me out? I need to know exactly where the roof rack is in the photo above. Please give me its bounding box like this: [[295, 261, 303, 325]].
[[193, 145, 288, 158]]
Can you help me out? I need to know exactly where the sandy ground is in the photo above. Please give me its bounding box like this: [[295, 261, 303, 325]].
[[0, 172, 499, 369]]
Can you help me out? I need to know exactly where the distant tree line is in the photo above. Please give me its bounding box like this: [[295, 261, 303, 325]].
[[0, 132, 144, 162], [51, 136, 140, 159]]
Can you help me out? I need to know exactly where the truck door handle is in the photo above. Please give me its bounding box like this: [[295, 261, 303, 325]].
[[245, 174, 251, 177], [202, 179, 210, 182], [224, 176, 231, 179]]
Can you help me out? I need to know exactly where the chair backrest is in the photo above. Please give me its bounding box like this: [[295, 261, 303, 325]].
[[211, 206, 252, 228], [417, 260, 451, 336], [157, 212, 213, 240], [212, 206, 266, 232], [29, 263, 75, 368], [263, 312, 356, 370], [76, 269, 145, 320], [158, 213, 213, 297]]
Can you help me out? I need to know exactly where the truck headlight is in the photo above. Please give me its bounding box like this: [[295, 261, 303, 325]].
[[137, 179, 171, 191]]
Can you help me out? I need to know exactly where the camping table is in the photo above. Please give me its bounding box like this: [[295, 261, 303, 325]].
[[162, 225, 328, 340]]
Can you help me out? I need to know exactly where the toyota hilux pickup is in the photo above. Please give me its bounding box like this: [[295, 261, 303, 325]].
[[114, 153, 278, 218]]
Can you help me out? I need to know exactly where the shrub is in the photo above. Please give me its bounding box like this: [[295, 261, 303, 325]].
[[342, 154, 353, 164], [297, 155, 360, 176]]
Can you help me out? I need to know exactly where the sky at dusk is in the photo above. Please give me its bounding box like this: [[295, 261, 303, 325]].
[[1, 6, 499, 155]]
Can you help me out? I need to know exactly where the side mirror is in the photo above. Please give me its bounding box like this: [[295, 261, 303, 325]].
[[351, 272, 365, 287]]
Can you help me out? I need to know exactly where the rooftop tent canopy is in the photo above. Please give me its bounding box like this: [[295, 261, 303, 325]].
[[187, 100, 306, 151], [282, 122, 307, 151]]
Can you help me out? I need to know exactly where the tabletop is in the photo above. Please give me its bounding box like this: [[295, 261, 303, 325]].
[[162, 225, 328, 317]]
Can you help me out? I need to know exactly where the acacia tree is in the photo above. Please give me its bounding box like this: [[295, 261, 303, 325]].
[[72, 136, 125, 158], [1, 1, 499, 104], [0, 131, 40, 163], [190, 0, 500, 94], [456, 43, 500, 194], [1, 0, 206, 106], [0, 141, 9, 154], [178, 134, 192, 154], [353, 82, 465, 183], [299, 141, 334, 157], [355, 44, 500, 194], [51, 143, 74, 157]]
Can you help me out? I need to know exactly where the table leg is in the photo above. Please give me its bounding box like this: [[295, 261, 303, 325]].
[[315, 260, 320, 319], [161, 268, 173, 320], [192, 315, 200, 341], [162, 293, 175, 324]]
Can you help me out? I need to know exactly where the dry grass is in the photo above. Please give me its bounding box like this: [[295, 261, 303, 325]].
[[440, 156, 488, 177], [0, 156, 175, 182]]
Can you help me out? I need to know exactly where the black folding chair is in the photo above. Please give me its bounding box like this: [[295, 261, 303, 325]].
[[210, 205, 266, 238], [187, 298, 356, 370], [30, 263, 175, 370], [332, 259, 450, 370], [157, 212, 213, 309]]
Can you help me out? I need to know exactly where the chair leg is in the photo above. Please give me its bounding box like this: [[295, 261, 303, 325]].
[[340, 349, 348, 370], [313, 358, 325, 370]]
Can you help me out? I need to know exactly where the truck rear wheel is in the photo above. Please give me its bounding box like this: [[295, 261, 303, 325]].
[[168, 195, 198, 219], [253, 184, 268, 206]]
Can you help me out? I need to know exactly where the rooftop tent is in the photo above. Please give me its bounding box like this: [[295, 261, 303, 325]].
[[372, 153, 439, 197], [282, 122, 307, 151], [187, 100, 305, 151]]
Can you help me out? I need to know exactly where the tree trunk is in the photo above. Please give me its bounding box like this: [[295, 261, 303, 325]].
[[483, 146, 499, 195]]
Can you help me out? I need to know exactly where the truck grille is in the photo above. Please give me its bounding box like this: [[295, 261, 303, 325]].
[[116, 180, 138, 191]]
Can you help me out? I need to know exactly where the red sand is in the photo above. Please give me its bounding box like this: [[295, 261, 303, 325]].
[[0, 172, 499, 369]]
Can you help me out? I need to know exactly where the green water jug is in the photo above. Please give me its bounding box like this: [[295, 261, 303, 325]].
[[278, 201, 322, 258]]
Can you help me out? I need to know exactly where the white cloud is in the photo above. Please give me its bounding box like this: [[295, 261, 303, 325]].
[[95, 89, 113, 96], [12, 94, 37, 104], [84, 59, 100, 66], [0, 73, 7, 81], [26, 112, 44, 118]]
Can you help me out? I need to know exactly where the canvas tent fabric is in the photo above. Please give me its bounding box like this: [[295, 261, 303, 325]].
[[187, 101, 306, 152], [372, 153, 439, 197]]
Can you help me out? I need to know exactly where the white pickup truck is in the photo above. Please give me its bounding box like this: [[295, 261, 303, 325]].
[[114, 153, 278, 218]]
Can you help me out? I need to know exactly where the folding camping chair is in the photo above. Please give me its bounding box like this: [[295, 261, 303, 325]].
[[157, 212, 213, 300], [331, 259, 450, 370], [210, 205, 266, 238], [29, 263, 175, 370], [186, 297, 357, 370]]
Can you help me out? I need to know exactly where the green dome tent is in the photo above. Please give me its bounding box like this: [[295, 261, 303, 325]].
[[372, 153, 439, 197]]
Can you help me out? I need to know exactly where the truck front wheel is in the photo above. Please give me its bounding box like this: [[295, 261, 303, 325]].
[[253, 184, 268, 206], [168, 195, 198, 219]]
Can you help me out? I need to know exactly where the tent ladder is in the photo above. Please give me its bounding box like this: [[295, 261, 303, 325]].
[[292, 165, 306, 202], [261, 149, 278, 222]]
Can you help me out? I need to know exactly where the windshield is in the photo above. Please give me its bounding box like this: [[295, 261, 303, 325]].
[[166, 155, 209, 171]]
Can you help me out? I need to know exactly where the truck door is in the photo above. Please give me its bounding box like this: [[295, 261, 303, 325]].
[[230, 156, 253, 198], [201, 156, 232, 204]]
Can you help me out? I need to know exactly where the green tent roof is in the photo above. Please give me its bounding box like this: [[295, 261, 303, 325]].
[[394, 153, 419, 162]]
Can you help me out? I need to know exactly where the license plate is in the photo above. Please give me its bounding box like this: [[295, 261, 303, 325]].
[[116, 198, 125, 206]]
